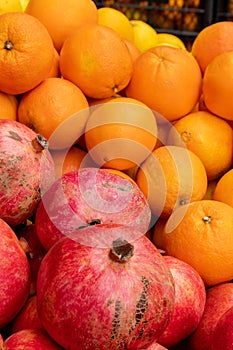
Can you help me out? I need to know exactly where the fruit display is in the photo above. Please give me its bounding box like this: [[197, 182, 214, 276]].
[[94, 0, 214, 46], [1, 1, 233, 349]]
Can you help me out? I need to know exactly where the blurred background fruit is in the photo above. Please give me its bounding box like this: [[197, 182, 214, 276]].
[[97, 6, 134, 41], [19, 0, 29, 10], [130, 19, 158, 51], [0, 0, 22, 14]]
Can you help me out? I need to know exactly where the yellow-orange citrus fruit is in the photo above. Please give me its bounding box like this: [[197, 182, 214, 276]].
[[46, 49, 60, 78], [60, 23, 133, 99], [51, 146, 96, 179], [126, 45, 202, 122], [0, 91, 18, 120], [202, 51, 233, 121], [191, 21, 233, 74], [130, 20, 158, 52], [85, 97, 157, 170], [97, 7, 134, 42], [101, 168, 137, 184], [136, 145, 208, 218], [167, 110, 233, 180], [26, 0, 98, 52], [17, 77, 89, 150], [0, 12, 54, 95], [162, 199, 233, 286], [203, 179, 218, 200], [154, 32, 186, 50], [152, 218, 168, 250], [0, 0, 22, 14], [212, 169, 233, 208], [123, 38, 141, 64]]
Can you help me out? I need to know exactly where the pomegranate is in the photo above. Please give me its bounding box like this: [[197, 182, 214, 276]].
[[146, 343, 168, 349], [3, 329, 62, 349], [10, 295, 43, 333], [37, 224, 175, 350], [0, 119, 55, 226], [157, 256, 206, 348], [209, 306, 233, 350], [0, 218, 30, 330], [17, 224, 46, 295], [35, 167, 152, 250], [188, 282, 233, 350]]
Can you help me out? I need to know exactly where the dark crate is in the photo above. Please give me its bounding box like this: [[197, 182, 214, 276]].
[[214, 0, 233, 21], [94, 0, 215, 45]]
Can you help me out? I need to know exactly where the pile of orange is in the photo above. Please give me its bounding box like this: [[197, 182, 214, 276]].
[[1, 0, 233, 311]]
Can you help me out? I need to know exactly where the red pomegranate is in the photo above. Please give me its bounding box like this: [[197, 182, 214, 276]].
[[37, 224, 175, 350], [3, 329, 62, 349], [0, 119, 55, 226], [0, 218, 31, 330], [10, 294, 43, 333], [35, 167, 152, 250], [17, 224, 46, 296]]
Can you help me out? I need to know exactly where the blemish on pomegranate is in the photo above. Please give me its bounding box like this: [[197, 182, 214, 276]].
[[110, 299, 121, 341], [77, 218, 101, 229], [135, 276, 150, 324], [8, 131, 22, 142], [102, 182, 132, 191], [129, 276, 150, 338]]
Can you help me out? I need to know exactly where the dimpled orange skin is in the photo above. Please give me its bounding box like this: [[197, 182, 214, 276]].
[[162, 200, 233, 287], [0, 12, 55, 95], [125, 45, 202, 122]]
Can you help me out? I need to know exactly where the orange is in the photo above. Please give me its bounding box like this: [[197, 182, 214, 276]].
[[125, 45, 202, 122], [0, 12, 54, 95], [123, 38, 141, 64], [191, 21, 233, 74], [154, 118, 173, 150], [203, 179, 218, 200], [85, 97, 157, 170], [97, 7, 134, 42], [88, 94, 121, 107], [202, 51, 233, 121], [151, 217, 167, 250], [17, 77, 89, 150], [0, 0, 23, 14], [51, 146, 97, 179], [25, 0, 98, 52], [136, 145, 208, 219], [212, 169, 233, 208], [130, 20, 158, 52], [166, 110, 233, 180], [60, 23, 133, 99], [46, 48, 60, 78], [0, 91, 18, 120], [154, 32, 186, 50], [101, 168, 137, 184], [162, 199, 233, 286]]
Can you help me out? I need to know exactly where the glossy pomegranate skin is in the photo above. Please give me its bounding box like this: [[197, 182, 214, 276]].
[[0, 119, 55, 226], [10, 295, 43, 333], [3, 329, 62, 349], [35, 167, 152, 250], [37, 224, 175, 350], [0, 218, 31, 330], [158, 255, 206, 348]]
